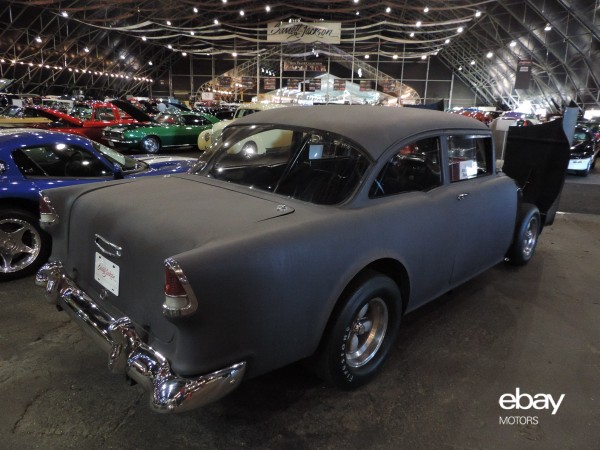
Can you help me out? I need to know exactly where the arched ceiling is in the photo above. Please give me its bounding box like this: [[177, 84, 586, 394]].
[[1, 0, 598, 112]]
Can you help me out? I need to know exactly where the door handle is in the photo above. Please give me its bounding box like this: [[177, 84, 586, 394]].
[[457, 193, 470, 201]]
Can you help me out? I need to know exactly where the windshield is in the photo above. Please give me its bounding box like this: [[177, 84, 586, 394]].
[[156, 114, 180, 125], [196, 125, 371, 205], [92, 141, 142, 171]]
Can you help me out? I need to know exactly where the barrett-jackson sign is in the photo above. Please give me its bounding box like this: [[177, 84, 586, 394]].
[[267, 22, 341, 44]]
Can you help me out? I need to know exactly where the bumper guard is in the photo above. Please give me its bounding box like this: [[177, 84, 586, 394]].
[[36, 261, 246, 413]]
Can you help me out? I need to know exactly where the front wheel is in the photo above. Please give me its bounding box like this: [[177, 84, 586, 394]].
[[140, 136, 161, 154], [0, 209, 51, 281], [506, 203, 540, 266], [315, 270, 402, 389]]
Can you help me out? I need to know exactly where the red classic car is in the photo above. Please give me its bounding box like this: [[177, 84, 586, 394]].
[[24, 102, 142, 144]]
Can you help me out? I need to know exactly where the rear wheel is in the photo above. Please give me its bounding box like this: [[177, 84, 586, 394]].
[[0, 209, 51, 281], [140, 136, 161, 154], [506, 203, 540, 266], [315, 270, 402, 389]]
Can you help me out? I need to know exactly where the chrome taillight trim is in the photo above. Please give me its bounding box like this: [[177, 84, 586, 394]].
[[163, 257, 198, 318], [39, 194, 59, 225]]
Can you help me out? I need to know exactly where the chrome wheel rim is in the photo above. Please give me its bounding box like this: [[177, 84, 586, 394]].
[[142, 137, 159, 153], [346, 298, 388, 368], [522, 216, 539, 258], [0, 218, 41, 274]]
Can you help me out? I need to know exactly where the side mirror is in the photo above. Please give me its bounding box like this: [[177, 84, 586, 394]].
[[113, 164, 124, 180]]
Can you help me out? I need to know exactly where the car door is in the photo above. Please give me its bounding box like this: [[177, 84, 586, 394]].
[[177, 114, 209, 146], [368, 136, 461, 311], [443, 134, 517, 286]]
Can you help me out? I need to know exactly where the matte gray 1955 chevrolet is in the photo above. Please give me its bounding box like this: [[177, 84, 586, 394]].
[[36, 106, 569, 413]]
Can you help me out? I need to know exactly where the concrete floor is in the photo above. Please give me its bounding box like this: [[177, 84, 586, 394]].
[[1, 174, 599, 449]]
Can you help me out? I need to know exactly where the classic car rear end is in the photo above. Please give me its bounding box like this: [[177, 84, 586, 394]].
[[36, 106, 568, 413]]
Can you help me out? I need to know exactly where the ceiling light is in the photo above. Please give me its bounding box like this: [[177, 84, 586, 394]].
[[424, 7, 430, 13], [61, 11, 68, 18], [356, 11, 360, 15], [421, 55, 427, 60], [354, 0, 359, 3], [365, 54, 369, 59], [84, 47, 90, 52], [266, 5, 271, 12], [35, 36, 42, 43], [182, 52, 187, 56], [510, 40, 517, 47], [149, 61, 153, 66], [445, 39, 450, 44], [470, 60, 476, 65], [544, 24, 552, 31], [410, 32, 415, 37], [240, 10, 245, 16], [190, 31, 195, 35], [416, 21, 422, 27], [458, 66, 463, 71], [166, 20, 172, 26], [475, 11, 482, 18], [486, 51, 493, 58], [167, 44, 173, 49], [232, 52, 237, 57], [457, 27, 464, 33], [193, 7, 198, 13], [393, 54, 398, 60], [120, 54, 126, 59], [386, 7, 391, 13], [222, 0, 227, 3], [214, 19, 219, 25], [142, 36, 147, 41]]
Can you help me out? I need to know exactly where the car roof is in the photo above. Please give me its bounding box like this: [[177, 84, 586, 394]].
[[231, 105, 489, 160], [0, 128, 92, 147]]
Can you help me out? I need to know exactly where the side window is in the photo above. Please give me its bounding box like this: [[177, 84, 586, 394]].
[[183, 115, 208, 126], [17, 145, 110, 178], [370, 136, 442, 198], [94, 108, 116, 121], [447, 135, 493, 182]]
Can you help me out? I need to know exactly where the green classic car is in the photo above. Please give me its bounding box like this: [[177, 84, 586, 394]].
[[103, 111, 219, 154]]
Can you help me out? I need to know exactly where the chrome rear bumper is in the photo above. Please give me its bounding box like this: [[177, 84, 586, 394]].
[[36, 261, 246, 413]]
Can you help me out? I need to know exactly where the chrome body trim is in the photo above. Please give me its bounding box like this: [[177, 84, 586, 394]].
[[163, 257, 199, 318], [36, 262, 247, 413], [94, 234, 123, 258]]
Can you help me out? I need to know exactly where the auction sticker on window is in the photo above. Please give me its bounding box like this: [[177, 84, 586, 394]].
[[94, 252, 120, 296]]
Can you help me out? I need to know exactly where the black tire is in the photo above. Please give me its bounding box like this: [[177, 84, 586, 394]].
[[0, 209, 51, 281], [506, 203, 540, 266], [140, 136, 161, 154], [315, 270, 402, 389]]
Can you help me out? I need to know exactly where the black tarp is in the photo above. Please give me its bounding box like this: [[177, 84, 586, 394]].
[[502, 119, 570, 227]]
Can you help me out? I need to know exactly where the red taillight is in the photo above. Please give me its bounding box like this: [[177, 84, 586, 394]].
[[165, 268, 186, 297], [163, 259, 198, 318], [39, 194, 59, 225]]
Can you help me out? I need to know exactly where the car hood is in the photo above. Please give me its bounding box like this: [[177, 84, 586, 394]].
[[27, 107, 83, 126], [110, 99, 153, 123], [502, 118, 570, 226], [569, 140, 593, 156]]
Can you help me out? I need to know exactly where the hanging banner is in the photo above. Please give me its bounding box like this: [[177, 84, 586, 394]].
[[287, 78, 301, 89], [382, 79, 397, 93], [359, 80, 373, 91], [241, 77, 255, 89], [283, 61, 326, 72], [308, 79, 322, 91], [514, 59, 532, 90], [264, 77, 276, 90], [267, 22, 341, 44], [333, 79, 346, 91], [217, 76, 231, 88]]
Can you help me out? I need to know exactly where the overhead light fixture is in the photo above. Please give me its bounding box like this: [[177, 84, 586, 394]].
[[232, 52, 237, 57], [239, 10, 245, 16], [190, 31, 195, 36], [445, 39, 450, 44], [35, 36, 42, 43], [142, 36, 147, 41], [386, 7, 391, 13], [214, 19, 219, 25], [424, 7, 430, 13], [356, 11, 360, 16], [149, 61, 153, 66], [365, 54, 369, 59], [193, 7, 198, 13], [266, 5, 271, 12], [544, 24, 552, 31], [166, 20, 172, 26], [510, 40, 517, 47], [393, 54, 398, 60], [167, 44, 173, 49], [421, 55, 427, 60], [410, 32, 415, 37], [470, 60, 476, 65], [182, 52, 187, 56], [458, 66, 463, 71], [486, 51, 493, 58], [457, 27, 464, 33], [222, 0, 227, 3], [416, 21, 422, 27], [475, 11, 482, 18], [84, 47, 90, 52]]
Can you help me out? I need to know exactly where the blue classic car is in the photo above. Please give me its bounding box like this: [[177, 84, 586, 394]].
[[0, 129, 195, 280], [36, 106, 569, 413]]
